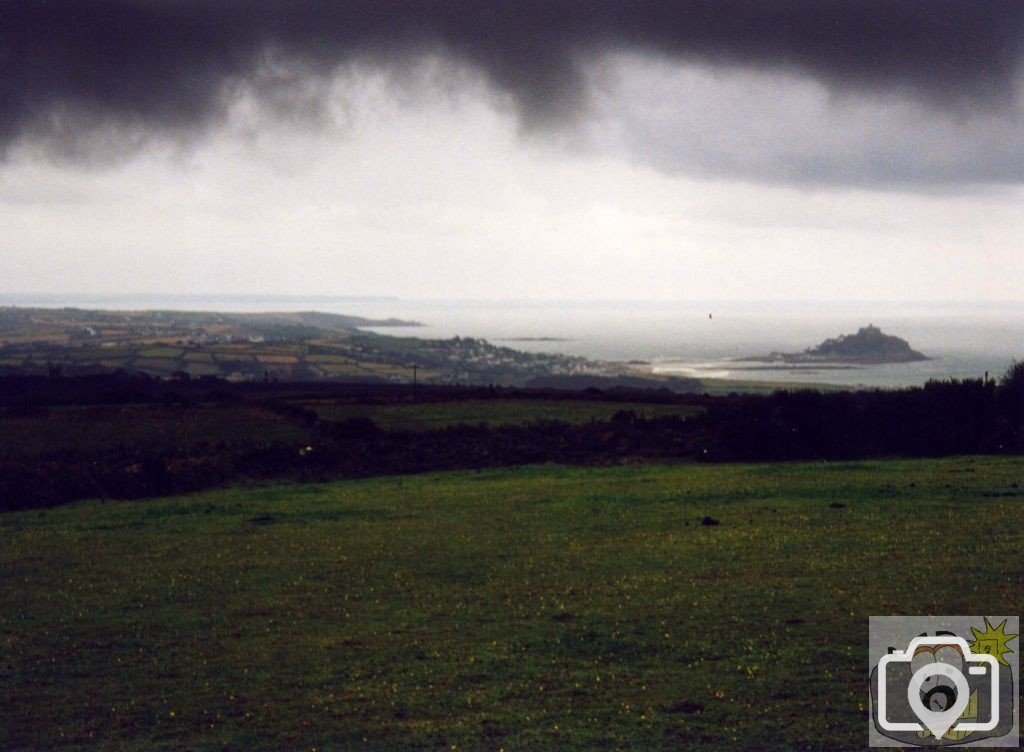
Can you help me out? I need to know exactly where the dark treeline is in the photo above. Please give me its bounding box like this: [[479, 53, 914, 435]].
[[1, 364, 1022, 512], [0, 371, 698, 409], [0, 413, 702, 512], [702, 376, 1014, 461]]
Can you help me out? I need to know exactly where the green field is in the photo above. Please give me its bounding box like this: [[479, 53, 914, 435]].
[[696, 377, 845, 395], [0, 405, 311, 460], [305, 399, 703, 431], [139, 348, 186, 359], [1, 456, 1022, 750]]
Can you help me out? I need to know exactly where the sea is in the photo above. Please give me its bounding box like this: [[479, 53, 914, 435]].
[[3, 294, 1023, 389]]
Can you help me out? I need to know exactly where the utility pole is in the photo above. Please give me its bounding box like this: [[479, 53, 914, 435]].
[[412, 364, 418, 400]]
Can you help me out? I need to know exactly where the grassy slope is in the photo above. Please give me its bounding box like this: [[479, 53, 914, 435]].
[[1, 457, 1022, 751]]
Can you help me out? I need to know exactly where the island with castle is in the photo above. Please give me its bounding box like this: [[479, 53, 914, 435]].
[[747, 324, 930, 365]]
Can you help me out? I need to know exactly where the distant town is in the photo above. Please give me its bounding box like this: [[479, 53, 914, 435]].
[[0, 306, 651, 388]]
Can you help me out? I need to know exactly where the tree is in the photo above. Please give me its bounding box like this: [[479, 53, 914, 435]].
[[998, 360, 1024, 448]]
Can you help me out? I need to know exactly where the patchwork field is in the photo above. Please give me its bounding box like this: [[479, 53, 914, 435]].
[[2, 456, 1021, 750]]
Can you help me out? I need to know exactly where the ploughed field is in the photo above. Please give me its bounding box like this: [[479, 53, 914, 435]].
[[1, 457, 1022, 750]]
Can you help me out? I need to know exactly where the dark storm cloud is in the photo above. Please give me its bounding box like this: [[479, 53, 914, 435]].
[[3, 1, 1024, 171]]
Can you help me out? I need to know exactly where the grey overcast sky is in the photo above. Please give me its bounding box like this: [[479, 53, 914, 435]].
[[2, 1, 1023, 301]]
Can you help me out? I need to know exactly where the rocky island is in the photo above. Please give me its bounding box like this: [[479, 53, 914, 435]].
[[749, 324, 929, 365]]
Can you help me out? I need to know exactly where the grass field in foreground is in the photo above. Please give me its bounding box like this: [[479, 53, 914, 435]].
[[1, 456, 1022, 751]]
